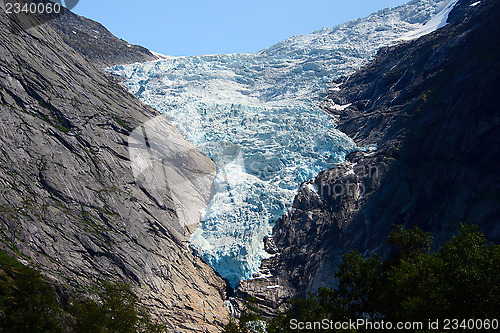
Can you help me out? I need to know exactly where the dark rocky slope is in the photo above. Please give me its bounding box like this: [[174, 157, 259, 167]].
[[0, 3, 228, 332], [239, 0, 500, 310], [48, 5, 160, 67]]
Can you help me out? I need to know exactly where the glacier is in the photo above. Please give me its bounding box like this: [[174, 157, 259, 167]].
[[109, 0, 454, 287]]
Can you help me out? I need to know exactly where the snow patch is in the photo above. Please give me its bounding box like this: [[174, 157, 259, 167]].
[[150, 50, 173, 59], [266, 285, 281, 289], [398, 0, 459, 41], [305, 183, 318, 193], [345, 169, 355, 176], [254, 273, 273, 279], [331, 103, 352, 111]]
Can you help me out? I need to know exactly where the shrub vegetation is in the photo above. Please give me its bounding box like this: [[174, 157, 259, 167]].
[[0, 251, 163, 332], [225, 224, 500, 332]]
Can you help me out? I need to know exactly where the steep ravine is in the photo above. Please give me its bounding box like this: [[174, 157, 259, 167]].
[[0, 4, 228, 332], [238, 0, 500, 312], [109, 0, 452, 290]]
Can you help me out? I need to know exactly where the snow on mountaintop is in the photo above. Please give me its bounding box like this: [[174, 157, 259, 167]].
[[109, 0, 451, 287], [399, 0, 459, 41]]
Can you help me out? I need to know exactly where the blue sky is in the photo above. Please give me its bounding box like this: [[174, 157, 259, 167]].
[[73, 0, 409, 56]]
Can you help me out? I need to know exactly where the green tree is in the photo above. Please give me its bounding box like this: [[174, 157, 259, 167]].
[[222, 297, 266, 333], [70, 282, 164, 333], [101, 282, 139, 333], [438, 224, 500, 319], [335, 252, 386, 321], [265, 224, 500, 332], [386, 224, 432, 261], [0, 252, 67, 332], [70, 297, 108, 333], [0, 251, 163, 333]]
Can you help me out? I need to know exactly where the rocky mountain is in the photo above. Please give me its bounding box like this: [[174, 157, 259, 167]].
[[0, 2, 228, 332], [239, 0, 500, 311], [109, 0, 452, 290], [48, 5, 160, 67], [2, 0, 498, 328]]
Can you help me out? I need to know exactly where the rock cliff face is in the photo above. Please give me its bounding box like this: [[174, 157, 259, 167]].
[[48, 5, 160, 67], [240, 0, 500, 308], [0, 3, 228, 332]]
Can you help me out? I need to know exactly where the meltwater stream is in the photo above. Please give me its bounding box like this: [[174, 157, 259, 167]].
[[110, 0, 453, 286]]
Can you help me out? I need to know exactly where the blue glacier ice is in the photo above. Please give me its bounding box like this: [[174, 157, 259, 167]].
[[109, 0, 454, 286]]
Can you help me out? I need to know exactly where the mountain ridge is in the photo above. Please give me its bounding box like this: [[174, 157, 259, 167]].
[[48, 2, 160, 67]]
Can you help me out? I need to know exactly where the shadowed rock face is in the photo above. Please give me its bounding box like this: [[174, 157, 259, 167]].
[[239, 0, 500, 309], [0, 4, 228, 332]]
